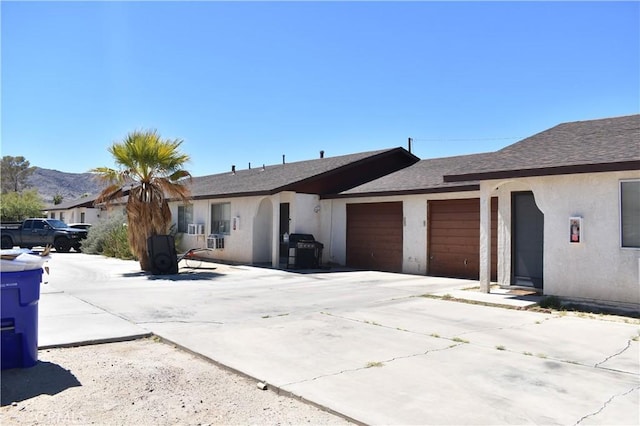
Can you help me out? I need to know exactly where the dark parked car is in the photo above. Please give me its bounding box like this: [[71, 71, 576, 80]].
[[0, 218, 88, 252]]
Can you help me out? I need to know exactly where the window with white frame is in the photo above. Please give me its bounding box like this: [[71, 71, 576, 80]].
[[620, 179, 640, 248], [177, 204, 194, 233], [211, 203, 230, 235]]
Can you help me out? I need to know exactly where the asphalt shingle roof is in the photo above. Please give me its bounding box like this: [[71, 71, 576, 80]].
[[187, 148, 416, 198], [445, 114, 640, 181], [334, 152, 493, 197], [46, 196, 97, 211]]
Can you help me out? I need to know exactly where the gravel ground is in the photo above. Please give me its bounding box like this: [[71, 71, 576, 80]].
[[1, 338, 354, 426]]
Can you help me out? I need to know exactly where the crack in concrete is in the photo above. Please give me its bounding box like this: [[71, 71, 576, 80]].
[[136, 320, 224, 325], [573, 384, 640, 425], [594, 340, 633, 368], [455, 319, 540, 337], [321, 311, 538, 341], [320, 311, 429, 336], [59, 292, 143, 325], [320, 311, 639, 374], [281, 343, 462, 387]]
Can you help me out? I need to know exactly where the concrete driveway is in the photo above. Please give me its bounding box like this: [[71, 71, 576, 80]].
[[39, 253, 639, 425]]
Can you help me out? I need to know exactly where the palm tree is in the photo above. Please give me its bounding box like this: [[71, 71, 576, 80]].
[[91, 129, 192, 271]]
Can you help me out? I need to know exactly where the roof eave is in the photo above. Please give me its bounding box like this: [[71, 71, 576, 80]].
[[444, 160, 640, 182], [321, 184, 480, 199], [181, 189, 278, 202], [45, 200, 97, 210], [278, 147, 420, 192]]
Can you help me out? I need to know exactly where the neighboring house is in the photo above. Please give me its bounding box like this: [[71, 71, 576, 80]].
[[444, 114, 639, 306], [169, 148, 419, 267], [44, 196, 101, 225], [160, 114, 639, 307], [320, 153, 496, 277], [322, 114, 639, 307]]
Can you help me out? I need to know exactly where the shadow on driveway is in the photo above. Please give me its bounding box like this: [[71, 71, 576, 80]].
[[121, 270, 225, 281]]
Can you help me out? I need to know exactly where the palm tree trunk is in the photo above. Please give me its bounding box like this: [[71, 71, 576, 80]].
[[126, 193, 173, 272]]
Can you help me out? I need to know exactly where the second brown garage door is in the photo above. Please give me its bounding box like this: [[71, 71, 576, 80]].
[[346, 202, 403, 273], [428, 198, 497, 280]]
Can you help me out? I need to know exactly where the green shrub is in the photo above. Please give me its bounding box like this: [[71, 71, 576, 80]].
[[102, 222, 135, 259], [82, 212, 135, 260]]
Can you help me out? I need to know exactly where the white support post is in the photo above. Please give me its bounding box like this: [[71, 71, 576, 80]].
[[479, 183, 492, 293], [271, 195, 281, 268]]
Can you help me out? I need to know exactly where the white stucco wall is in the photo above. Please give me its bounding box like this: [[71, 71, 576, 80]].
[[81, 208, 101, 225], [403, 198, 427, 274], [172, 197, 261, 263], [290, 193, 321, 238], [174, 199, 210, 253], [328, 172, 640, 305], [319, 191, 480, 272], [319, 199, 346, 265], [487, 171, 640, 305], [70, 207, 101, 225], [170, 191, 323, 266], [252, 198, 273, 263], [50, 207, 101, 225], [168, 169, 640, 305]]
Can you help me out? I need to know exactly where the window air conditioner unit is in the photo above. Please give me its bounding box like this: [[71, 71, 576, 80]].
[[207, 234, 225, 249], [187, 224, 205, 235]]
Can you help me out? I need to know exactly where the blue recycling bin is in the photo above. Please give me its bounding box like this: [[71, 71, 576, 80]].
[[1, 268, 43, 369]]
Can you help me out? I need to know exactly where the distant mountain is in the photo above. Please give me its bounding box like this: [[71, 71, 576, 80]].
[[25, 168, 105, 205]]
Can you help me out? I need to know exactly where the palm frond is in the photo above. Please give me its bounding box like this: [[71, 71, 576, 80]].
[[155, 178, 191, 203], [167, 170, 192, 182], [91, 128, 192, 271], [94, 184, 126, 205]]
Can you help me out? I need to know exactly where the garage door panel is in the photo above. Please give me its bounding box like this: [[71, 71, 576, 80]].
[[432, 254, 480, 263], [431, 235, 480, 246], [428, 198, 497, 280], [347, 252, 400, 272], [347, 202, 402, 273], [431, 256, 479, 276], [428, 220, 480, 229], [430, 200, 478, 212], [430, 212, 481, 222], [429, 228, 480, 241], [348, 244, 402, 251], [430, 243, 480, 255], [348, 217, 399, 228]]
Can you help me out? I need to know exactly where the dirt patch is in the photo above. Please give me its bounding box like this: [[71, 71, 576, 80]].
[[1, 338, 354, 425]]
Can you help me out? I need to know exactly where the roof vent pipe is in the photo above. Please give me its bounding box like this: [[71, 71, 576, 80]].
[[408, 137, 413, 153], [232, 165, 236, 175], [282, 154, 285, 164], [249, 162, 251, 169], [320, 150, 325, 159], [262, 164, 265, 171]]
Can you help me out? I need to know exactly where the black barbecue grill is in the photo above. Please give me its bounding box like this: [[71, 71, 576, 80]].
[[286, 233, 324, 269]]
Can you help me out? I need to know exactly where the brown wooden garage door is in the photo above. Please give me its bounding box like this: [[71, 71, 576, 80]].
[[428, 198, 498, 280], [346, 202, 403, 273]]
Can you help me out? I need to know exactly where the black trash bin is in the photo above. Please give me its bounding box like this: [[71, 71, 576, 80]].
[[286, 234, 324, 269], [147, 235, 179, 275]]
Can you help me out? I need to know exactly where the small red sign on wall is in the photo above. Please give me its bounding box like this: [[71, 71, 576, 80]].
[[570, 217, 582, 243]]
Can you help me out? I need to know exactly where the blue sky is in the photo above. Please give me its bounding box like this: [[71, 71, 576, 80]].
[[2, 1, 638, 177]]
